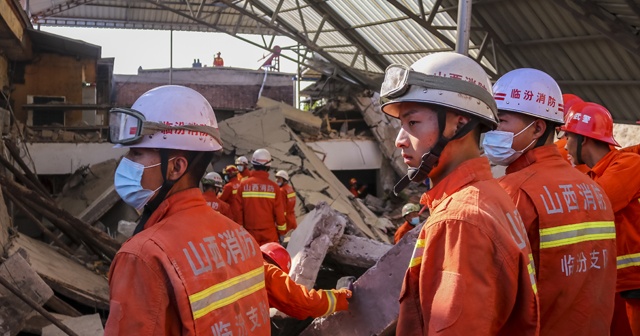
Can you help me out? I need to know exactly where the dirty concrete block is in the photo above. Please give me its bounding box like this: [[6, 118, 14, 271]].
[[41, 130, 54, 138], [301, 223, 424, 336], [328, 234, 392, 269], [42, 314, 104, 336], [61, 132, 75, 142], [50, 132, 59, 141], [290, 174, 327, 192], [287, 202, 347, 290], [364, 194, 385, 210]]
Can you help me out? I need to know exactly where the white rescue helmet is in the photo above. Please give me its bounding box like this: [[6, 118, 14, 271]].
[[235, 156, 249, 165], [202, 172, 224, 188], [275, 170, 289, 181], [380, 52, 498, 129], [251, 148, 272, 167], [492, 68, 564, 123], [109, 85, 222, 151]]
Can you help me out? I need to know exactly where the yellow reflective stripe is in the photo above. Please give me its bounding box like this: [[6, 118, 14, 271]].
[[189, 266, 264, 319], [409, 256, 422, 268], [539, 221, 615, 249], [617, 253, 640, 269], [323, 291, 336, 316], [242, 192, 276, 199], [527, 263, 538, 294], [287, 192, 296, 198], [276, 223, 287, 231], [415, 239, 425, 248], [232, 190, 237, 194]]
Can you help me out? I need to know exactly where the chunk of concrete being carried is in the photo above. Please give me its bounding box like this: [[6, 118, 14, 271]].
[[286, 202, 347, 290]]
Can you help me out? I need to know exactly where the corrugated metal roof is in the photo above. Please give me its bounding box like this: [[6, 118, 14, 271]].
[[26, 0, 640, 123]]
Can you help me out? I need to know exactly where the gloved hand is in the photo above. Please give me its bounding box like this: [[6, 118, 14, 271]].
[[334, 289, 353, 311]]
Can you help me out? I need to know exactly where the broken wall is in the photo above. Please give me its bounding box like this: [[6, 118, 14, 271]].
[[12, 53, 97, 126], [613, 124, 640, 148]]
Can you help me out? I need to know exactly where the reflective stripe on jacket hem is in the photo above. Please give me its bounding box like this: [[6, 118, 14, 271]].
[[618, 253, 640, 270], [242, 192, 275, 199]]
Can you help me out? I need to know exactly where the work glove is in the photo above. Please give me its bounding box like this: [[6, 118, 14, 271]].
[[334, 289, 353, 312]]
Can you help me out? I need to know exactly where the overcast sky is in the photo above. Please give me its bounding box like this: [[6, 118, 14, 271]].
[[42, 27, 300, 75]]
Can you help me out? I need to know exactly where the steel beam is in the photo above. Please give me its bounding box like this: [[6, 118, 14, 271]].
[[303, 0, 389, 71], [506, 34, 606, 46], [455, 0, 472, 54]]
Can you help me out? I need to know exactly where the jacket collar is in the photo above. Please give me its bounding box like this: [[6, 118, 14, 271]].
[[589, 150, 618, 179], [506, 144, 562, 174], [424, 157, 493, 210], [145, 188, 206, 230]]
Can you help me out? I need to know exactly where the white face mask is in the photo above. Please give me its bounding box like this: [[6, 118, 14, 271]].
[[237, 165, 244, 172], [483, 121, 537, 166]]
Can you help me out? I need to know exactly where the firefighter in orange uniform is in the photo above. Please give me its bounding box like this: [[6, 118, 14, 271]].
[[236, 156, 252, 180], [260, 243, 352, 319], [237, 148, 287, 245], [219, 165, 242, 223], [381, 52, 538, 334], [563, 102, 640, 335], [201, 172, 232, 219], [105, 85, 269, 335], [487, 69, 616, 335], [394, 203, 420, 244], [275, 170, 297, 233], [620, 144, 640, 155]]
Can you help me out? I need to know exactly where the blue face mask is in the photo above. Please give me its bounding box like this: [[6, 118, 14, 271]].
[[114, 158, 162, 211], [237, 165, 244, 172], [410, 217, 420, 226]]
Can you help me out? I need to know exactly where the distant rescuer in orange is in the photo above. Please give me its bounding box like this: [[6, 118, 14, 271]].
[[380, 52, 538, 334], [236, 156, 252, 180], [275, 170, 297, 233], [562, 102, 640, 335], [105, 85, 269, 335], [487, 69, 616, 334], [260, 243, 352, 319], [237, 148, 287, 245], [394, 203, 420, 244], [200, 171, 232, 219], [219, 164, 242, 223]]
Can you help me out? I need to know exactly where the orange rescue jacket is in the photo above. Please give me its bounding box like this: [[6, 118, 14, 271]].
[[280, 183, 297, 233], [394, 221, 414, 244], [589, 150, 640, 292], [620, 144, 640, 155], [202, 190, 232, 220], [237, 170, 287, 245], [219, 175, 242, 223], [264, 262, 350, 319], [105, 189, 270, 335], [499, 145, 616, 335], [397, 158, 539, 335]]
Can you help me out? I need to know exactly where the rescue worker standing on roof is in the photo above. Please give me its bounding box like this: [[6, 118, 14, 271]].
[[562, 102, 640, 335], [275, 170, 297, 233], [201, 171, 232, 219], [237, 148, 287, 245], [394, 203, 420, 244], [260, 243, 352, 319], [236, 156, 252, 180], [487, 69, 616, 334], [105, 85, 269, 335], [380, 52, 538, 334], [219, 164, 242, 223]]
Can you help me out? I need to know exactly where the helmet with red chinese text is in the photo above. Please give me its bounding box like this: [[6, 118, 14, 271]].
[[380, 52, 498, 129], [261, 242, 291, 274], [109, 85, 223, 151], [493, 68, 564, 124], [561, 102, 619, 146]]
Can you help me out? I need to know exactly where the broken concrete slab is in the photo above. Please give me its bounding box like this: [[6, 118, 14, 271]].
[[8, 234, 110, 310], [327, 234, 392, 269], [23, 313, 72, 335], [287, 202, 347, 290], [0, 251, 54, 336], [56, 159, 119, 218], [257, 97, 322, 136], [77, 185, 118, 225], [356, 95, 405, 178], [301, 223, 424, 336], [42, 313, 103, 336]]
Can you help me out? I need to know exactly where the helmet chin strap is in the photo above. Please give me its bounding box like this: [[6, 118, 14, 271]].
[[393, 111, 479, 196], [133, 150, 202, 235]]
